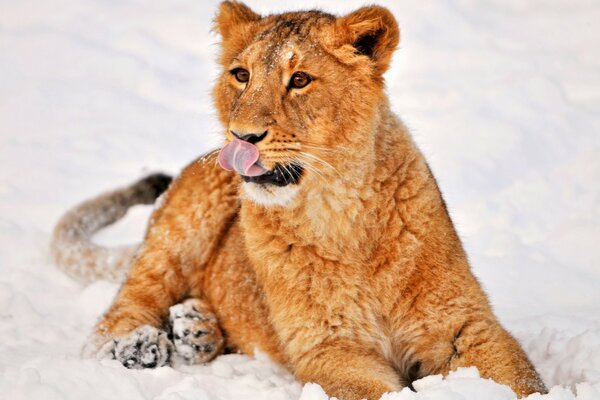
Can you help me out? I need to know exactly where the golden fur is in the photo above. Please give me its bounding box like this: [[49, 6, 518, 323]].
[[54, 2, 547, 399]]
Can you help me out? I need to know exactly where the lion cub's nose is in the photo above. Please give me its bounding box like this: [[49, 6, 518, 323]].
[[231, 130, 268, 145]]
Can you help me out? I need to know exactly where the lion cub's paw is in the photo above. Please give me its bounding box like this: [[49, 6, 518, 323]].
[[103, 325, 173, 369], [169, 299, 224, 365]]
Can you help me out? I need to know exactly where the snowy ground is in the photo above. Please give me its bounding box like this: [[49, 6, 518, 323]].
[[1, 0, 599, 399]]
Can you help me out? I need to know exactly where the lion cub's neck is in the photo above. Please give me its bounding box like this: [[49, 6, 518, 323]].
[[240, 104, 423, 263]]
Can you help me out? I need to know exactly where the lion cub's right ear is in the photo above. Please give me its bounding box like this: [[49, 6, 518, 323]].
[[214, 1, 262, 64], [335, 6, 400, 76]]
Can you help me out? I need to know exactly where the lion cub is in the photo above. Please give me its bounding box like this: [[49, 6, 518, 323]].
[[53, 2, 546, 399]]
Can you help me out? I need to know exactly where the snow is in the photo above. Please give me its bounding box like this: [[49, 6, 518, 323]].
[[1, 0, 599, 399]]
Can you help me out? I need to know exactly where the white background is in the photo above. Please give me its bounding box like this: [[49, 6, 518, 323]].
[[1, 1, 599, 399]]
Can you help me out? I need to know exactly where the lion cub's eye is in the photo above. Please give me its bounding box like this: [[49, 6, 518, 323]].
[[231, 68, 250, 83], [289, 72, 311, 89]]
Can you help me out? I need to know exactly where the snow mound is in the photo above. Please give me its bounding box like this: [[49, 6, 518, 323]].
[[1, 0, 599, 399]]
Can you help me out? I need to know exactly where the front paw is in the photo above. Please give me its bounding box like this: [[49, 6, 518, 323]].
[[102, 325, 173, 369], [169, 299, 224, 365]]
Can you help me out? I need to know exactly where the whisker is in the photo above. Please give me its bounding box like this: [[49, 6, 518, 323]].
[[277, 153, 327, 183], [236, 147, 335, 183], [194, 148, 221, 168], [299, 161, 325, 182], [292, 155, 327, 182], [260, 154, 301, 182], [299, 144, 340, 154], [305, 163, 326, 181], [282, 155, 310, 182], [297, 152, 342, 179], [279, 162, 295, 184], [197, 148, 220, 165]]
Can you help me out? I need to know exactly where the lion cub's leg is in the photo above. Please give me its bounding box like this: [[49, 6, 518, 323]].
[[169, 298, 224, 365], [445, 320, 547, 397], [293, 340, 402, 400], [84, 160, 239, 361], [83, 245, 190, 357]]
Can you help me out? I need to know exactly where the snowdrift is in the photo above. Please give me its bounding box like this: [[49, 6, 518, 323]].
[[1, 0, 599, 399]]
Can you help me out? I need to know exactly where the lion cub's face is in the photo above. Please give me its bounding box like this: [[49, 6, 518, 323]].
[[213, 2, 399, 206]]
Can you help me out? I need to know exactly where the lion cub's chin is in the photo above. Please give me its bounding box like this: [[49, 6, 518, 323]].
[[242, 182, 300, 207]]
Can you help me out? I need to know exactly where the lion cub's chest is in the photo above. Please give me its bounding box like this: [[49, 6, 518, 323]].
[[247, 236, 394, 348], [240, 197, 423, 352]]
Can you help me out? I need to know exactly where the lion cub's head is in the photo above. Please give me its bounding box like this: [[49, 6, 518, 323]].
[[213, 1, 399, 206]]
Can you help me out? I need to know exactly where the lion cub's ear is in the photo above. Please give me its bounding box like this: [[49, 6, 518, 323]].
[[214, 1, 261, 63], [336, 6, 400, 75]]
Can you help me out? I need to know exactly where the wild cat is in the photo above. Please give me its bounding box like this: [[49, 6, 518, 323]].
[[53, 2, 546, 399]]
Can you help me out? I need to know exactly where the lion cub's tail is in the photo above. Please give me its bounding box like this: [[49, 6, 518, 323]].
[[51, 173, 172, 284]]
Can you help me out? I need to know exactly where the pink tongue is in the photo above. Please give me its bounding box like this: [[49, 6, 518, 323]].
[[218, 138, 269, 177]]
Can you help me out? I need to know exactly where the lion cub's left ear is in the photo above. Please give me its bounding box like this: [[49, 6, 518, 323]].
[[336, 6, 400, 75]]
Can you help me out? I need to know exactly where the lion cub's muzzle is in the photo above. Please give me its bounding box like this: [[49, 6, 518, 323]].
[[218, 133, 303, 186]]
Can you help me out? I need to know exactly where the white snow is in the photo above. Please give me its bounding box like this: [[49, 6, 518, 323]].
[[1, 0, 599, 399]]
